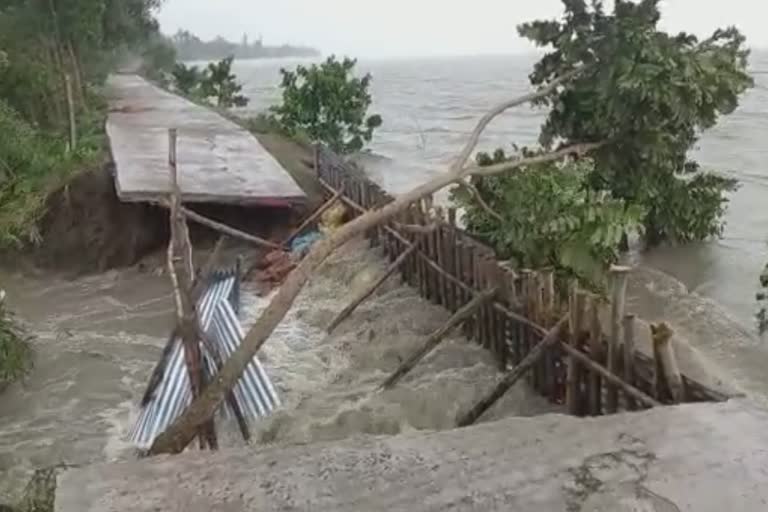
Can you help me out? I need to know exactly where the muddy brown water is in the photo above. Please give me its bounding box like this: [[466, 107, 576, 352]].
[[0, 239, 557, 503]]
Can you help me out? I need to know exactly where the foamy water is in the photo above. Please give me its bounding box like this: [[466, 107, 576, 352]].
[[0, 239, 556, 502]]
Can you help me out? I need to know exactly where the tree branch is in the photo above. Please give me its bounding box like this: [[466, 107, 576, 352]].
[[451, 66, 588, 172], [460, 182, 504, 223]]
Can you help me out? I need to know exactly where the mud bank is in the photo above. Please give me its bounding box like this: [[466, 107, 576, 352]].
[[7, 162, 299, 276]]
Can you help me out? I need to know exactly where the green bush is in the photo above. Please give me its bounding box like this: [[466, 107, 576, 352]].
[[454, 149, 644, 286], [519, 0, 752, 245], [271, 56, 382, 154], [0, 100, 102, 248]]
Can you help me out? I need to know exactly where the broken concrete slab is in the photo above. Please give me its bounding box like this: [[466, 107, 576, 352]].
[[56, 399, 768, 511], [106, 74, 306, 206]]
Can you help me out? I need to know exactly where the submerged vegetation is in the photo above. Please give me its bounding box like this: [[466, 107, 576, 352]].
[[0, 298, 31, 390], [458, 0, 752, 287]]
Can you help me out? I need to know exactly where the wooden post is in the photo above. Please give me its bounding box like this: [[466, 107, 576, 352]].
[[540, 269, 556, 397], [559, 341, 661, 408], [566, 285, 586, 415], [606, 265, 631, 413], [326, 242, 420, 333], [651, 322, 684, 403], [64, 73, 77, 152], [623, 314, 637, 410], [456, 316, 568, 427], [587, 295, 603, 415], [381, 288, 497, 389], [434, 224, 446, 307], [520, 271, 533, 385], [166, 128, 216, 450]]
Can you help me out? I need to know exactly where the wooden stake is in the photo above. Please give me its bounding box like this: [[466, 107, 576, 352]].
[[177, 206, 283, 251], [283, 186, 344, 245], [623, 314, 637, 410], [566, 286, 586, 415], [606, 265, 631, 413], [166, 128, 216, 450], [587, 295, 603, 415], [559, 341, 660, 409], [651, 322, 684, 403], [456, 315, 568, 427], [326, 241, 420, 334], [381, 288, 497, 389]]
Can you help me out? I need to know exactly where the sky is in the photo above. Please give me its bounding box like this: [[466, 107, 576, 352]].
[[156, 0, 768, 58]]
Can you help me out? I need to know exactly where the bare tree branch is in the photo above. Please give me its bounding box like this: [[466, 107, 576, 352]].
[[451, 66, 588, 172], [460, 183, 504, 223]]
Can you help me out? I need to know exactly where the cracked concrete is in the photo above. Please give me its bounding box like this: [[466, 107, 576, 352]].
[[56, 399, 768, 511]]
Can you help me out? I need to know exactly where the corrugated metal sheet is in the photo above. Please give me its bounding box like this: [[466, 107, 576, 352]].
[[129, 271, 279, 450]]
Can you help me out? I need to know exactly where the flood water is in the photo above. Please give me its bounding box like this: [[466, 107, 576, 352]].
[[235, 53, 768, 333], [2, 53, 768, 502]]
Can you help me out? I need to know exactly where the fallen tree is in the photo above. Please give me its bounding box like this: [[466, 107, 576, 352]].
[[149, 68, 600, 455]]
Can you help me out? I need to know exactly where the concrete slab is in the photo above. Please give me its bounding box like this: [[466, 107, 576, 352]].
[[106, 74, 306, 206], [56, 400, 768, 511]]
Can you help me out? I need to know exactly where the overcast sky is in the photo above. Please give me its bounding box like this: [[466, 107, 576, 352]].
[[157, 0, 767, 58]]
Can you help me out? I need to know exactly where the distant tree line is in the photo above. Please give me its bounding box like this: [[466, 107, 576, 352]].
[[171, 30, 320, 61]]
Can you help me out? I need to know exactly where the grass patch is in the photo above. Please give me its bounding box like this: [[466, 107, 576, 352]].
[[0, 100, 106, 249]]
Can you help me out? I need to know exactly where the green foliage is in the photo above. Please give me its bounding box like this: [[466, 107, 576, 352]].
[[170, 57, 249, 108], [199, 56, 249, 108], [454, 149, 643, 284], [518, 0, 753, 245], [0, 100, 103, 247], [271, 56, 382, 154], [0, 0, 159, 248], [171, 63, 206, 96], [0, 300, 32, 390]]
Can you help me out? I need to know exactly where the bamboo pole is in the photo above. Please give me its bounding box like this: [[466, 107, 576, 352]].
[[566, 286, 586, 414], [283, 186, 344, 245], [326, 241, 421, 334], [178, 206, 283, 251], [606, 265, 631, 413], [623, 314, 637, 410], [381, 288, 497, 389], [64, 73, 77, 152], [587, 295, 603, 415], [166, 128, 216, 449], [456, 315, 568, 427], [541, 269, 556, 397]]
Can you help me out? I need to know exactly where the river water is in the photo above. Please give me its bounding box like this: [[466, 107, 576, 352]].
[[1, 54, 767, 502], [235, 53, 768, 332]]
